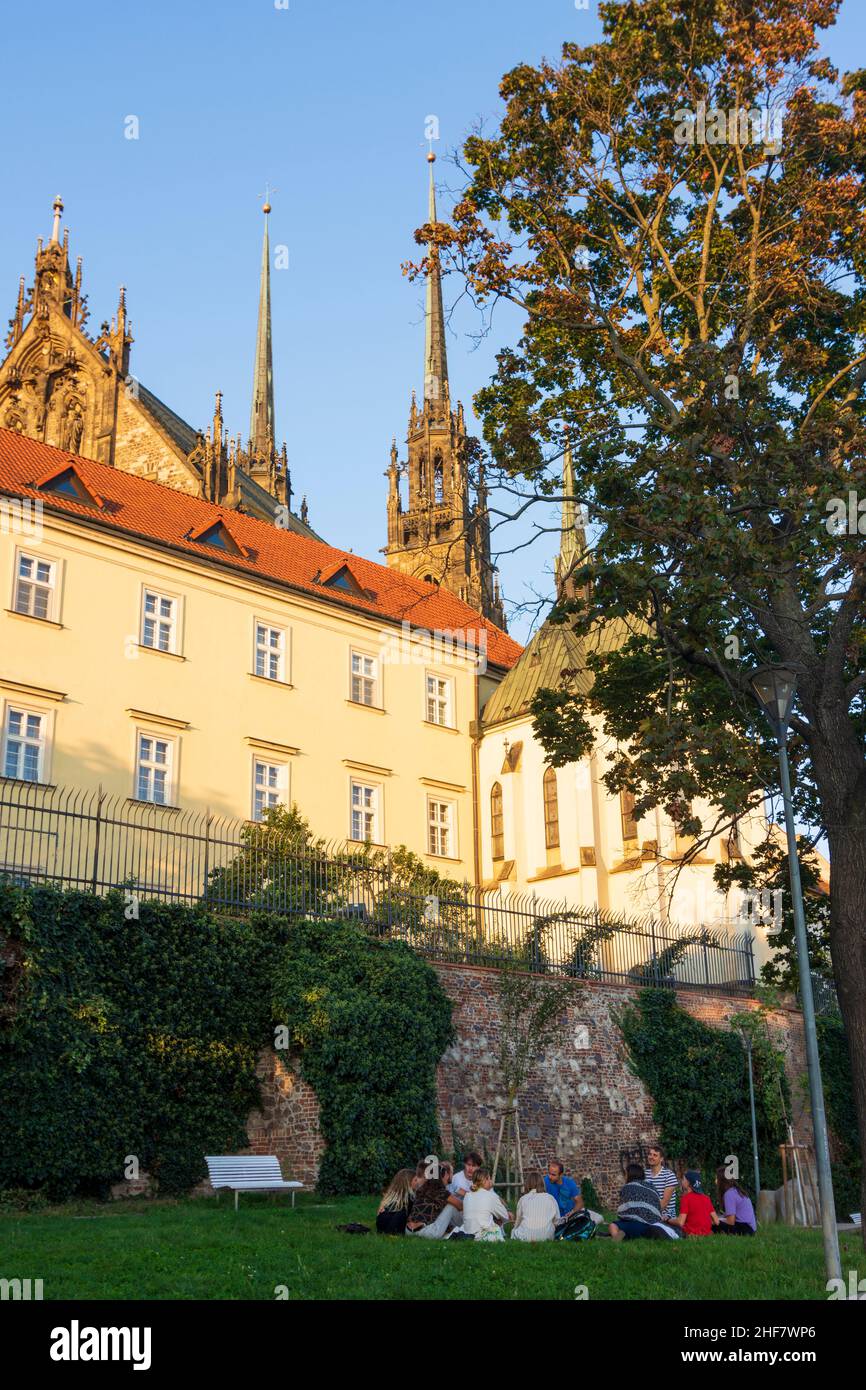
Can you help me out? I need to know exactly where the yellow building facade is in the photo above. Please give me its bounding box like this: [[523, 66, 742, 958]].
[[0, 430, 519, 882]]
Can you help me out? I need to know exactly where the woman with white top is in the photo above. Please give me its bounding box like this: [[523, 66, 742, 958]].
[[511, 1169, 561, 1242], [460, 1168, 512, 1242]]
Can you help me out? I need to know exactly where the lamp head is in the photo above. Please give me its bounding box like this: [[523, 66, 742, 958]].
[[750, 665, 797, 734]]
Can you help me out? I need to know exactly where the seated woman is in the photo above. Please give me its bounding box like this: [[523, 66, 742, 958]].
[[712, 1167, 757, 1235], [511, 1169, 560, 1242], [375, 1168, 416, 1236], [670, 1170, 715, 1237], [406, 1177, 462, 1239], [460, 1168, 513, 1242], [609, 1163, 680, 1240]]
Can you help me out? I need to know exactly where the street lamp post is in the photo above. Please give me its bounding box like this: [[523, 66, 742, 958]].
[[749, 666, 842, 1285]]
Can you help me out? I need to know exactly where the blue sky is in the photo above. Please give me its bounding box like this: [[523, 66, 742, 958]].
[[1, 0, 862, 641]]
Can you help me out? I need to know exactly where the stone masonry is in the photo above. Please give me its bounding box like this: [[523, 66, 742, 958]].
[[242, 962, 811, 1205]]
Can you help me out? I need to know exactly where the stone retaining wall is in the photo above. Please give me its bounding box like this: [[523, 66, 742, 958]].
[[241, 964, 810, 1205]]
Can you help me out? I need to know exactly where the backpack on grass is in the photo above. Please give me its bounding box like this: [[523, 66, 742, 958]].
[[554, 1209, 596, 1241]]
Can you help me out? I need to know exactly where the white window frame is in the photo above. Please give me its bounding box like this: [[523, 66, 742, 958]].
[[134, 730, 176, 806], [427, 796, 457, 859], [251, 757, 289, 821], [349, 778, 381, 844], [1, 701, 52, 783], [425, 671, 455, 728], [13, 548, 59, 622], [349, 648, 380, 708], [252, 620, 288, 683], [140, 587, 181, 655]]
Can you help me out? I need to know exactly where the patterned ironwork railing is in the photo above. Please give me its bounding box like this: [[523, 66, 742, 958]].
[[0, 777, 756, 994]]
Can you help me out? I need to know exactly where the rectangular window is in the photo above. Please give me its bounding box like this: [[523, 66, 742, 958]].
[[621, 790, 639, 844], [14, 553, 56, 620], [350, 780, 380, 843], [254, 623, 285, 681], [135, 732, 173, 805], [141, 590, 178, 653], [350, 651, 378, 707], [425, 673, 453, 727], [427, 798, 455, 858], [3, 707, 46, 781], [252, 759, 286, 821]]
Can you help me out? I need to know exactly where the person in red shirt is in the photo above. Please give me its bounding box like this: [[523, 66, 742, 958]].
[[671, 1169, 715, 1236]]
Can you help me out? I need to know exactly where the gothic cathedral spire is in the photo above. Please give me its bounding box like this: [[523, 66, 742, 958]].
[[424, 154, 449, 408], [383, 155, 506, 629], [249, 196, 275, 457]]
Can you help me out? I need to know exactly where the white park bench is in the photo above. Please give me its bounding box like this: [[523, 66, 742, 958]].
[[205, 1154, 304, 1211]]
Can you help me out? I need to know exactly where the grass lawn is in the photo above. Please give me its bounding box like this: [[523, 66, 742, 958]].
[[1, 1195, 863, 1300]]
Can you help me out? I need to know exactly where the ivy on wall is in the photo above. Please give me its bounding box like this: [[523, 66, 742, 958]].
[[271, 918, 454, 1195], [617, 989, 790, 1191], [0, 884, 452, 1200], [0, 884, 283, 1198]]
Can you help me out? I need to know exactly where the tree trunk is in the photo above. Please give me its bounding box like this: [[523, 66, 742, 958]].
[[825, 827, 866, 1252], [810, 715, 866, 1251]]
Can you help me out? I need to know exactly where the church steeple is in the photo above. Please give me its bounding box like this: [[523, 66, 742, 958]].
[[424, 153, 448, 408], [249, 197, 275, 457], [382, 155, 506, 629], [554, 436, 589, 603]]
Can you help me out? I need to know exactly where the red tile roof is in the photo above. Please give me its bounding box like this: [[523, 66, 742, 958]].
[[0, 429, 521, 670]]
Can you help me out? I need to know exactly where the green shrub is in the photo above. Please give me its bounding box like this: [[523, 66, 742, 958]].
[[0, 883, 452, 1201], [617, 989, 789, 1191], [271, 918, 453, 1195]]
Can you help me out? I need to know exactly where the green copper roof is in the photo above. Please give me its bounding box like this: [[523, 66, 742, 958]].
[[481, 617, 629, 728]]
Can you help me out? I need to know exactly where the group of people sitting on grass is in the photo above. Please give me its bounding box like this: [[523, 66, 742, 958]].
[[375, 1142, 757, 1242], [611, 1144, 757, 1241]]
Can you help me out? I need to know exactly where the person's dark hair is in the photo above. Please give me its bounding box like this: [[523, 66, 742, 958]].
[[625, 1162, 646, 1183], [463, 1151, 483, 1167], [549, 1159, 565, 1175], [715, 1165, 750, 1199], [647, 1142, 665, 1159], [523, 1168, 545, 1195]]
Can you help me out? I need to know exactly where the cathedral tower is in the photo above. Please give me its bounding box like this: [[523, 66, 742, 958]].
[[0, 196, 310, 531], [384, 155, 505, 628]]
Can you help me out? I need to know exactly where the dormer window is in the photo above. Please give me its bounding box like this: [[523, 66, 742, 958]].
[[318, 560, 371, 599], [186, 519, 248, 557], [34, 464, 103, 509]]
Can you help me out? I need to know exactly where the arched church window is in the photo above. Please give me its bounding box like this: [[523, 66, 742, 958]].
[[543, 767, 560, 851], [490, 782, 504, 862], [433, 454, 444, 503]]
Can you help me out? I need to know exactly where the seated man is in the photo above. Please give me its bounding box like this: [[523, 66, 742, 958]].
[[544, 1160, 584, 1220], [609, 1163, 680, 1241], [449, 1151, 482, 1199]]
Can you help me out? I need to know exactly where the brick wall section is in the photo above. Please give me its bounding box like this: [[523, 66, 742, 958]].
[[240, 964, 810, 1204], [244, 1051, 324, 1190]]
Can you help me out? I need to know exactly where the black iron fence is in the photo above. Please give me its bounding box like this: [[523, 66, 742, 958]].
[[0, 777, 756, 993], [811, 972, 840, 1017]]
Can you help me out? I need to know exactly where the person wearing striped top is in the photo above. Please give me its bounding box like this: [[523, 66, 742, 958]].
[[610, 1164, 681, 1241], [511, 1170, 561, 1242], [644, 1143, 678, 1219]]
